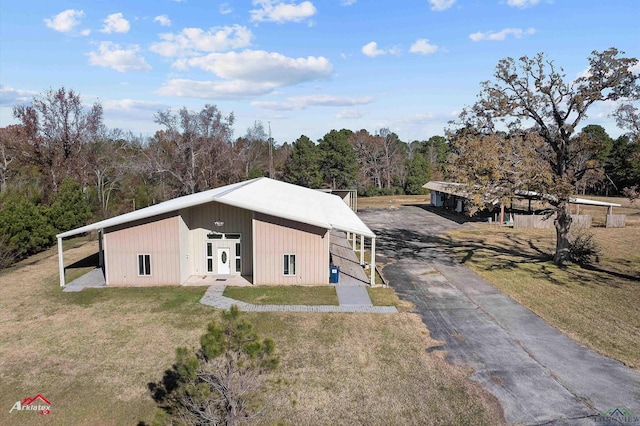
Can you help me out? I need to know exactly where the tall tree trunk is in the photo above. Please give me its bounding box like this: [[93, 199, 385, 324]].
[[553, 200, 572, 265]]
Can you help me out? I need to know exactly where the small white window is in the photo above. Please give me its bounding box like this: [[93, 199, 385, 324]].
[[283, 254, 296, 276], [138, 254, 151, 276]]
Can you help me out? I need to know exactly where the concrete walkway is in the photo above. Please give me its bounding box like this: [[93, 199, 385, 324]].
[[335, 285, 372, 306], [63, 268, 106, 292], [200, 285, 396, 313], [359, 206, 640, 426], [330, 230, 369, 286]]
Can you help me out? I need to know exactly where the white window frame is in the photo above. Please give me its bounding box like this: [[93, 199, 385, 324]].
[[137, 254, 151, 276], [283, 253, 296, 276], [235, 242, 241, 273]]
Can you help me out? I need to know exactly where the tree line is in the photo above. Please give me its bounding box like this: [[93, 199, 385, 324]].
[[1, 47, 638, 267]]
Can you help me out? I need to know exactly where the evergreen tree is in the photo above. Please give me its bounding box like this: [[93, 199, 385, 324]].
[[405, 153, 431, 195], [0, 193, 55, 260], [151, 306, 279, 426], [317, 129, 358, 189], [48, 178, 91, 233], [283, 135, 322, 188]]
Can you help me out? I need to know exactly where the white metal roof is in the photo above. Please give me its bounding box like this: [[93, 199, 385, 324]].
[[423, 181, 621, 208], [57, 177, 375, 239]]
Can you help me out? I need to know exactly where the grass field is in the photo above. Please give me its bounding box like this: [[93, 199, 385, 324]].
[[0, 241, 504, 425]]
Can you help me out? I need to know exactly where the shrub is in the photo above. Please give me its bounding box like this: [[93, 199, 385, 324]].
[[150, 306, 279, 426], [0, 195, 55, 260], [567, 230, 600, 266]]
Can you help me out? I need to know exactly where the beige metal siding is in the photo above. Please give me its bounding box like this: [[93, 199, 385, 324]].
[[182, 203, 253, 276], [104, 215, 181, 286], [178, 215, 190, 283], [253, 213, 329, 285]]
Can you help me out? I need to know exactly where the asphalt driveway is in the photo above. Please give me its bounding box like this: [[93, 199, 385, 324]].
[[359, 205, 640, 425]]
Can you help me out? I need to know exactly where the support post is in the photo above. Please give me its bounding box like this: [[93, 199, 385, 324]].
[[370, 237, 376, 287], [98, 230, 104, 271], [360, 234, 364, 265], [57, 237, 65, 287], [352, 232, 356, 250], [500, 203, 505, 225], [607, 205, 613, 215]]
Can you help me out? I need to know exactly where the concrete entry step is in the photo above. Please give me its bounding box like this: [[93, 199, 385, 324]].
[[335, 285, 372, 306]]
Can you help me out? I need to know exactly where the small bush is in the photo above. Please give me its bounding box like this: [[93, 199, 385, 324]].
[[568, 230, 600, 266]]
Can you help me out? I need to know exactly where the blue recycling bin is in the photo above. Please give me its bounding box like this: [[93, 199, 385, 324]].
[[329, 265, 340, 284]]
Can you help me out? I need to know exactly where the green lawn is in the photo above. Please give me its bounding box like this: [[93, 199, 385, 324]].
[[223, 285, 339, 305]]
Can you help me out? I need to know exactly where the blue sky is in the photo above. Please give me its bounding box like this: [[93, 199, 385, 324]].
[[1, 0, 639, 144]]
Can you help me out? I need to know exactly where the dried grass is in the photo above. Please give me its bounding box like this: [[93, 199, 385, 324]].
[[0, 241, 504, 425]]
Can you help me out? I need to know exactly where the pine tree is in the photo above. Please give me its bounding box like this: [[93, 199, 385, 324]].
[[151, 306, 279, 426], [405, 153, 431, 195], [283, 135, 322, 188], [317, 129, 358, 189]]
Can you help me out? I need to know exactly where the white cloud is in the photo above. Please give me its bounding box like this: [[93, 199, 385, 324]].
[[469, 27, 536, 41], [341, 0, 357, 5], [44, 9, 84, 33], [428, 0, 456, 11], [158, 51, 332, 99], [175, 50, 332, 86], [362, 42, 386, 57], [220, 3, 233, 14], [337, 109, 366, 119], [410, 39, 438, 55], [0, 86, 36, 105], [154, 15, 172, 27], [252, 94, 373, 110], [88, 42, 151, 72], [157, 79, 277, 99], [80, 29, 91, 36], [507, 0, 540, 7], [250, 0, 317, 23], [103, 99, 164, 111], [101, 13, 130, 34], [150, 25, 252, 57]]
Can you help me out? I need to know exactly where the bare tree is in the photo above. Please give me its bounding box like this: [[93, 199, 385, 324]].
[[13, 87, 102, 196], [147, 105, 234, 196], [450, 48, 639, 264], [377, 128, 405, 189], [351, 129, 383, 189], [0, 125, 21, 193], [13, 87, 103, 198], [613, 103, 640, 142]]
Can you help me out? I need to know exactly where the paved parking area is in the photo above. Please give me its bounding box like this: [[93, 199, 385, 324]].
[[359, 206, 640, 426]]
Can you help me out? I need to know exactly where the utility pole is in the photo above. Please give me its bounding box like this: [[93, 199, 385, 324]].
[[268, 121, 274, 179]]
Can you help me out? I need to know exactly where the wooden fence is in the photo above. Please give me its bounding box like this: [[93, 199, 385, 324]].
[[513, 214, 554, 229], [606, 214, 626, 228], [513, 214, 592, 229]]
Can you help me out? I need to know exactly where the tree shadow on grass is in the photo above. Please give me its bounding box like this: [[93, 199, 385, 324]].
[[373, 225, 638, 288]]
